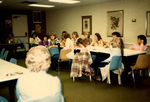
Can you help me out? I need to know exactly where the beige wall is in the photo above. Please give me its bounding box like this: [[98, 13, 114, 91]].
[[46, 0, 150, 46]]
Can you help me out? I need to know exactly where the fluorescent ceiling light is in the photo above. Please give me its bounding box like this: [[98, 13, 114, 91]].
[[0, 1, 2, 3], [49, 0, 80, 4], [28, 4, 55, 8]]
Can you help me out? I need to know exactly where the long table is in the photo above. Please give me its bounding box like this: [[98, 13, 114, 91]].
[[0, 59, 29, 102], [74, 46, 146, 56]]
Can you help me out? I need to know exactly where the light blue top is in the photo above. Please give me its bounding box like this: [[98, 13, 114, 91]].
[[16, 71, 62, 102]]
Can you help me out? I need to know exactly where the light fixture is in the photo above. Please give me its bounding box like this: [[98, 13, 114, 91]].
[[0, 1, 3, 3], [28, 4, 55, 8], [49, 0, 80, 4]]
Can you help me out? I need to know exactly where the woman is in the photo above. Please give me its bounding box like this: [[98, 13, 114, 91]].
[[63, 33, 74, 51], [29, 32, 41, 44], [60, 31, 67, 46], [83, 32, 92, 46], [48, 33, 60, 49], [6, 33, 14, 43], [39, 34, 49, 47], [129, 35, 147, 51], [90, 32, 124, 81], [70, 38, 93, 78], [71, 31, 79, 46], [16, 46, 62, 102], [90, 33, 104, 47]]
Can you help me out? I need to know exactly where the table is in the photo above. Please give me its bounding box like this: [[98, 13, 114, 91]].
[[26, 42, 38, 49], [0, 43, 21, 58], [0, 59, 29, 102], [74, 46, 146, 57]]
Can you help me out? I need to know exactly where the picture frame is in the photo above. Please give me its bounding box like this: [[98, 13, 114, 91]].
[[33, 11, 42, 23], [82, 16, 92, 35], [146, 11, 150, 37], [107, 10, 124, 37]]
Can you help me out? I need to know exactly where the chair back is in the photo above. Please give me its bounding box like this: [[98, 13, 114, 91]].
[[17, 40, 26, 49], [59, 49, 71, 61], [0, 96, 8, 102], [0, 48, 5, 58], [10, 58, 17, 64], [110, 56, 122, 71], [3, 50, 9, 60], [135, 54, 150, 69], [34, 94, 64, 102], [49, 47, 59, 57]]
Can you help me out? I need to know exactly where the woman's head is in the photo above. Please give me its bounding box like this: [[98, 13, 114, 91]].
[[137, 35, 147, 45], [76, 38, 86, 47], [112, 32, 121, 38], [42, 35, 48, 41], [31, 32, 37, 38], [50, 33, 57, 40], [94, 33, 102, 41], [8, 33, 14, 38], [72, 31, 79, 39], [25, 46, 51, 72], [63, 33, 70, 39], [84, 32, 90, 39]]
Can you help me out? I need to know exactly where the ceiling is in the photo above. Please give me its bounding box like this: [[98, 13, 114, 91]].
[[0, 0, 120, 11]]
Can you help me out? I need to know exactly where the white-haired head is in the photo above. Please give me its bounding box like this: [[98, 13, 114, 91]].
[[25, 46, 51, 72]]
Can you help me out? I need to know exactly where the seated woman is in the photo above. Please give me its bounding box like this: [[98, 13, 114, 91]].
[[90, 33, 104, 47], [48, 33, 60, 49], [70, 38, 93, 78], [39, 34, 49, 47], [83, 32, 92, 46], [60, 31, 67, 46], [129, 35, 147, 51], [71, 31, 79, 46], [6, 33, 14, 44], [16, 46, 63, 102], [90, 32, 124, 81], [29, 32, 41, 44], [63, 33, 74, 51], [48, 33, 60, 70]]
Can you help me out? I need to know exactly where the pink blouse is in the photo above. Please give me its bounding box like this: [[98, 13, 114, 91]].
[[130, 42, 147, 51]]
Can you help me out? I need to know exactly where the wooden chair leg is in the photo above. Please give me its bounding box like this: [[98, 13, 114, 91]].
[[58, 60, 60, 75]]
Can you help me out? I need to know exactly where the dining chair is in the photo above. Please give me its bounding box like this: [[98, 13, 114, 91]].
[[130, 54, 150, 88], [17, 39, 26, 57], [2, 50, 9, 60], [0, 96, 8, 102], [49, 47, 59, 57], [10, 58, 17, 64], [0, 48, 5, 59], [58, 49, 71, 74], [100, 56, 124, 85]]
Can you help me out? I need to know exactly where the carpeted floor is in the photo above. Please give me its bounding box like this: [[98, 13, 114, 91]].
[[0, 58, 150, 102]]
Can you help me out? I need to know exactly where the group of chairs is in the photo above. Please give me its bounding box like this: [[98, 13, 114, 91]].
[[49, 47, 150, 88]]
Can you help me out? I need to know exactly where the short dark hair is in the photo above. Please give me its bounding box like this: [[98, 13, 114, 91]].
[[31, 32, 37, 38], [63, 33, 70, 39], [95, 33, 102, 41], [112, 32, 121, 37], [137, 35, 147, 45], [42, 35, 48, 41], [62, 31, 67, 35], [76, 38, 86, 47]]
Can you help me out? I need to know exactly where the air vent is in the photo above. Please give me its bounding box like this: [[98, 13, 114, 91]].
[[21, 1, 37, 4]]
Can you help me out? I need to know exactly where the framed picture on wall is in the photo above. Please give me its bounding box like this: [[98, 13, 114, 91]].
[[107, 10, 124, 37], [82, 16, 92, 35], [33, 11, 42, 23], [146, 11, 150, 37]]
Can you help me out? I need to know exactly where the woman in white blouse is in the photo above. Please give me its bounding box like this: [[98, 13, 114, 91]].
[[63, 33, 74, 51], [29, 32, 41, 44]]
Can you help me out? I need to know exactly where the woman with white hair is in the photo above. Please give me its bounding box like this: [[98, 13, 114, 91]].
[[16, 46, 63, 102]]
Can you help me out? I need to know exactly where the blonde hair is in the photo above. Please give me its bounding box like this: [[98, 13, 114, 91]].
[[25, 46, 51, 72]]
